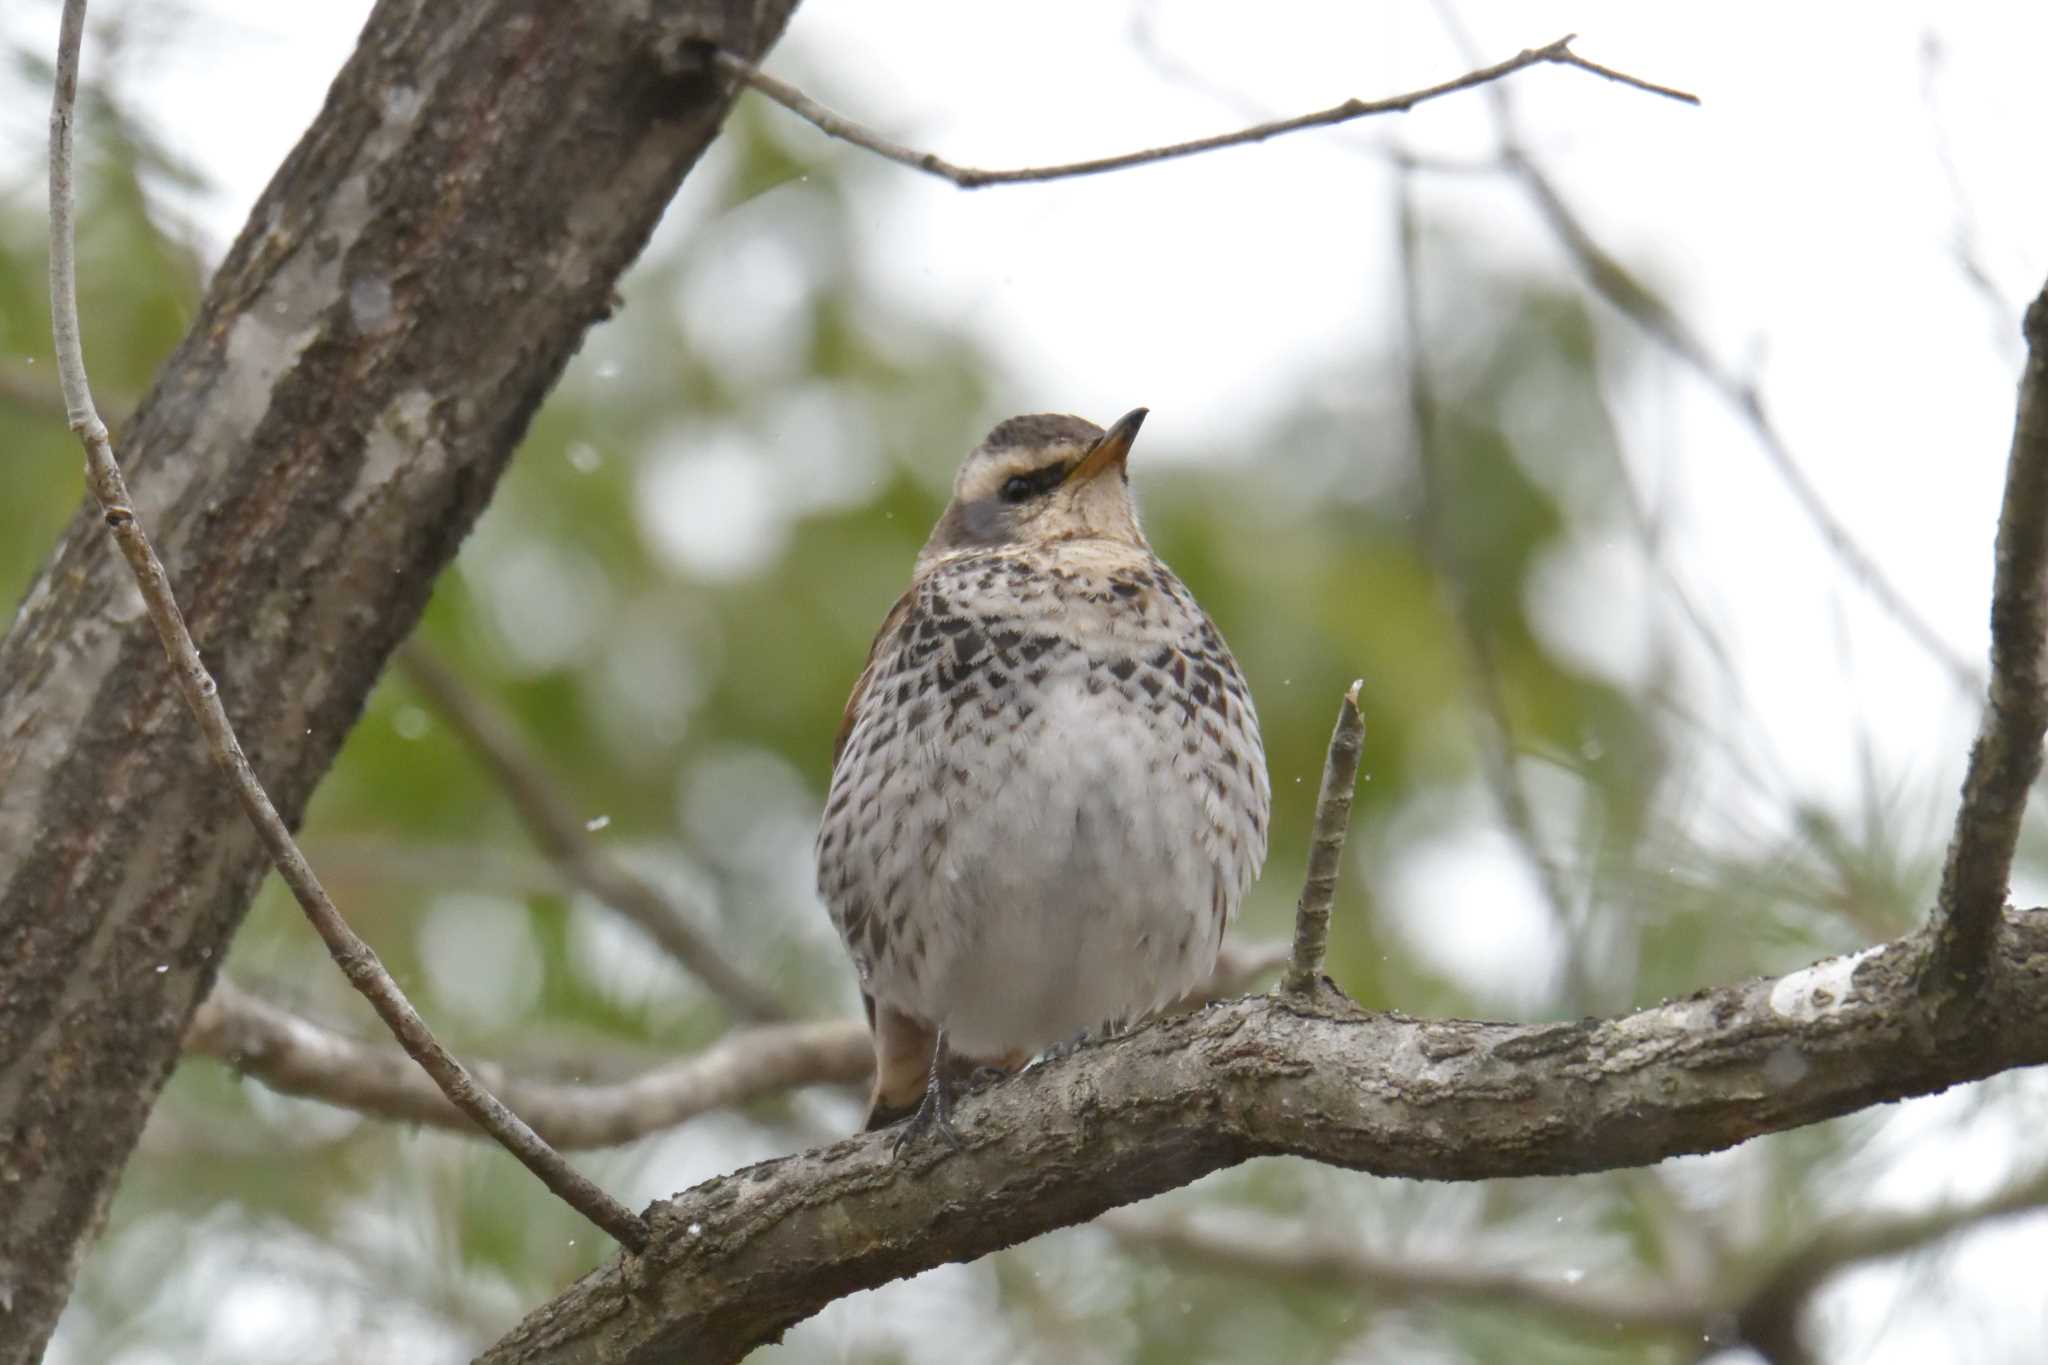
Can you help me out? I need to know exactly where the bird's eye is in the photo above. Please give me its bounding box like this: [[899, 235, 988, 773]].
[[999, 463, 1070, 504]]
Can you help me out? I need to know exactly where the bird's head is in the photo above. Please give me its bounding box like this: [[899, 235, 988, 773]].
[[920, 408, 1150, 566]]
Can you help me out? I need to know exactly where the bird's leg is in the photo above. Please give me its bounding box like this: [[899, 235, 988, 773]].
[[892, 1028, 964, 1156]]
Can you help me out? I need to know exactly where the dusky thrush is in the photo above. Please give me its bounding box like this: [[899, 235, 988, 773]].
[[816, 408, 1271, 1147]]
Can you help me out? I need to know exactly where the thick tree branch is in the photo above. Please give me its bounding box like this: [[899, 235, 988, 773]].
[[715, 36, 1695, 191], [179, 940, 1290, 1146], [1922, 282, 2048, 1010], [1, 1, 799, 1355], [396, 643, 790, 1023], [482, 912, 2048, 1365], [48, 0, 647, 1254]]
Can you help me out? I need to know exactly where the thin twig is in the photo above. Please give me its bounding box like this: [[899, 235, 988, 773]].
[[1920, 284, 2048, 1010], [46, 0, 646, 1253], [714, 36, 1695, 191], [396, 643, 791, 1024], [183, 939, 1290, 1143], [1285, 681, 1365, 991], [1395, 176, 1597, 1008]]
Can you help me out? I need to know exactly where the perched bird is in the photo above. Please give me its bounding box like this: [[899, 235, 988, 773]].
[[816, 408, 1271, 1147]]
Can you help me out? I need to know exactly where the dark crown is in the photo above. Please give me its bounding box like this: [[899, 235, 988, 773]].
[[979, 413, 1104, 454]]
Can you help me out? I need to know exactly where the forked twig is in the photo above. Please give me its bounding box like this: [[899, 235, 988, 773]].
[[715, 36, 1695, 191], [46, 0, 646, 1252]]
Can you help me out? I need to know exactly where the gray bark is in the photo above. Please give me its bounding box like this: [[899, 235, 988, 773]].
[[0, 1, 797, 1356]]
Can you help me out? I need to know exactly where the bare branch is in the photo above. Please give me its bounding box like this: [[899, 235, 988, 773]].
[[1286, 682, 1365, 992], [46, 0, 645, 1254], [714, 36, 1695, 191], [481, 914, 2048, 1364], [1104, 1207, 1703, 1337], [396, 643, 790, 1023], [181, 939, 1288, 1146], [186, 981, 868, 1149], [1921, 283, 2048, 1011]]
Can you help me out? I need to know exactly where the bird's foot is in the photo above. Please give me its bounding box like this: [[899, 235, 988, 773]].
[[892, 1036, 965, 1157]]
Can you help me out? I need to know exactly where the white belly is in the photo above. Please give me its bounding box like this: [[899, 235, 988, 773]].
[[841, 664, 1262, 1059], [916, 680, 1226, 1056], [816, 547, 1271, 1063]]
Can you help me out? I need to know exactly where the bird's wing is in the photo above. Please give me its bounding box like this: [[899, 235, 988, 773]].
[[831, 586, 915, 770]]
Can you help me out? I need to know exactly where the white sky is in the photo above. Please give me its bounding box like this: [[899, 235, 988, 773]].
[[11, 2, 2048, 1361]]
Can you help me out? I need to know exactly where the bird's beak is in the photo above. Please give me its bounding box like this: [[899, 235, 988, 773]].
[[1066, 407, 1148, 486]]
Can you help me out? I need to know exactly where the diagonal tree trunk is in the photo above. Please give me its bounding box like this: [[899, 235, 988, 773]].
[[0, 2, 797, 1356]]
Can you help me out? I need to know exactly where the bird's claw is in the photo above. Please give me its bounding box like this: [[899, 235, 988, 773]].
[[891, 1065, 963, 1156]]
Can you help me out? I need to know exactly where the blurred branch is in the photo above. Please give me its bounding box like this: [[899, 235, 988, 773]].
[[304, 836, 568, 900], [1918, 34, 2024, 359], [1735, 1158, 2048, 1364], [0, 363, 70, 424], [481, 913, 2048, 1365], [1481, 128, 1980, 702], [1104, 1206, 1702, 1337], [1920, 281, 2048, 1015], [1286, 681, 1365, 992], [714, 36, 1695, 191], [186, 980, 869, 1149], [396, 642, 791, 1024], [46, 0, 646, 1255], [1112, 1156, 2048, 1363], [182, 938, 1289, 1146], [1395, 176, 1595, 1008]]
